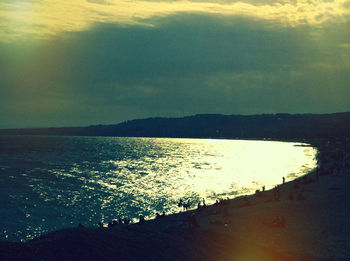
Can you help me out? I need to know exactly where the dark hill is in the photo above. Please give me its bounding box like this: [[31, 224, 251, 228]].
[[1, 112, 350, 139]]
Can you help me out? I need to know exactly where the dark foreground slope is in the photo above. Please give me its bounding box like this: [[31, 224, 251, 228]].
[[1, 138, 350, 261], [0, 224, 295, 261], [1, 112, 350, 139]]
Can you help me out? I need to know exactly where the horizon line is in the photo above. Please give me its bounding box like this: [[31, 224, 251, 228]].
[[1, 110, 350, 131]]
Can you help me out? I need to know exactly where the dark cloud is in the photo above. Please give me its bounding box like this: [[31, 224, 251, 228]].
[[0, 14, 349, 128]]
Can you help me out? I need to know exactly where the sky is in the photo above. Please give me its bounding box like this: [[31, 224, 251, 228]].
[[0, 0, 350, 128]]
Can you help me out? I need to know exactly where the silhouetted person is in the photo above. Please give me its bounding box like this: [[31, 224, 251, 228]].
[[118, 217, 123, 224], [108, 221, 113, 228], [178, 199, 183, 207], [139, 215, 145, 224], [162, 211, 166, 217], [156, 212, 161, 219], [262, 185, 265, 192], [98, 221, 104, 228], [183, 200, 190, 211], [283, 177, 285, 184], [202, 198, 206, 206]]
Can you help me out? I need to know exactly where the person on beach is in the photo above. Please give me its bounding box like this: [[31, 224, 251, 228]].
[[283, 177, 285, 184], [183, 200, 190, 211], [138, 215, 145, 224]]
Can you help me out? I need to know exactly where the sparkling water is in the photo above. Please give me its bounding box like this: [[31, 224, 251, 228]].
[[0, 135, 317, 241]]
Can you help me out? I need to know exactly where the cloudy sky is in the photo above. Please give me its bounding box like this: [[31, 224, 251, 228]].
[[1, 0, 350, 128]]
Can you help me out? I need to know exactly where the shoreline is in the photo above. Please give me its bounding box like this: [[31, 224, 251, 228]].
[[1, 137, 349, 260]]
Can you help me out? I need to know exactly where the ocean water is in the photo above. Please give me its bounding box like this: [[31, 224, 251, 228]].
[[0, 135, 317, 242]]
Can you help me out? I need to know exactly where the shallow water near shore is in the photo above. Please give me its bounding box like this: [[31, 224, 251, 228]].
[[0, 136, 317, 241]]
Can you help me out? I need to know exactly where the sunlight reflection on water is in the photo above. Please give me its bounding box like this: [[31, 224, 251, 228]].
[[97, 138, 316, 208], [0, 136, 317, 241]]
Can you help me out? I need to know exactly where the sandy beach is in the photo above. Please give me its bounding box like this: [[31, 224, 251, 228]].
[[1, 138, 349, 261]]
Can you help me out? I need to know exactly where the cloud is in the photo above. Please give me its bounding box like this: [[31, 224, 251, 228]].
[[0, 14, 349, 128], [1, 0, 350, 41]]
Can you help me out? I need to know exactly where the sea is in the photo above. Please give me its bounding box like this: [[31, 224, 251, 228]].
[[0, 135, 317, 242]]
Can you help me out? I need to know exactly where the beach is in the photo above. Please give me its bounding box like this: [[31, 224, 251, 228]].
[[1, 138, 349, 261]]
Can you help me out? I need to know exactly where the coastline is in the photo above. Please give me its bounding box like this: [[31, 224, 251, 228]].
[[1, 137, 349, 260]]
